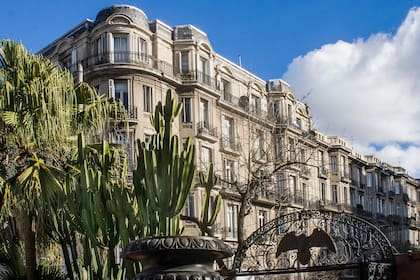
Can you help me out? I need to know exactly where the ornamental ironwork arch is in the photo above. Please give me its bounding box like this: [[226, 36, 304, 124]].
[[232, 210, 397, 274]]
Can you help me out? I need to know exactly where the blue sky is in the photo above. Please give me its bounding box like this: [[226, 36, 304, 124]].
[[1, 0, 418, 78], [1, 0, 420, 177]]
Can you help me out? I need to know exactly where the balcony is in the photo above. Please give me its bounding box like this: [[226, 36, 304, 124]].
[[351, 178, 360, 188], [388, 215, 403, 224], [221, 88, 234, 104], [388, 190, 395, 197], [377, 187, 385, 196], [178, 70, 216, 89], [81, 51, 174, 76], [300, 166, 311, 178], [220, 137, 241, 155], [375, 213, 387, 221], [127, 105, 138, 120], [340, 170, 351, 183], [318, 166, 329, 178], [196, 122, 218, 143]]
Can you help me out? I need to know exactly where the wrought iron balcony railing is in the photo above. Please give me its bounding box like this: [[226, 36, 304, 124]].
[[80, 51, 174, 76], [178, 70, 216, 88], [220, 137, 241, 152], [196, 121, 218, 138]]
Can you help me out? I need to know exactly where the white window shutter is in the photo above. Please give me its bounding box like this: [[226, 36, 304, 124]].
[[261, 97, 267, 117], [233, 161, 238, 181], [108, 79, 115, 98], [178, 52, 182, 73], [127, 79, 132, 107], [71, 48, 77, 65]]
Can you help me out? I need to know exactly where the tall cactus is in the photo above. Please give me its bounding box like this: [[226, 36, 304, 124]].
[[198, 163, 222, 236], [133, 90, 196, 236], [54, 134, 140, 280]]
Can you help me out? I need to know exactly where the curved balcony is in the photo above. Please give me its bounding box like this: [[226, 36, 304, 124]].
[[80, 51, 173, 76]]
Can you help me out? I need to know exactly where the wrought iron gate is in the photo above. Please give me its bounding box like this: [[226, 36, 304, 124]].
[[232, 210, 396, 279]]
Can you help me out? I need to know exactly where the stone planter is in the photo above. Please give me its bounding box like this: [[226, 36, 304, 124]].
[[124, 236, 233, 280]]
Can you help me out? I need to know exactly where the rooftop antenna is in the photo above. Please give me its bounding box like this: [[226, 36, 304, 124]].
[[238, 55, 242, 67]]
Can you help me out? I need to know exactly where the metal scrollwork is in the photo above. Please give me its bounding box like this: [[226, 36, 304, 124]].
[[233, 210, 396, 274]]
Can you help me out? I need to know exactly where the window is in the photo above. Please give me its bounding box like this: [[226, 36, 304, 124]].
[[276, 174, 284, 196], [340, 156, 346, 177], [113, 34, 128, 62], [71, 48, 77, 72], [250, 95, 261, 115], [402, 182, 407, 194], [288, 138, 295, 161], [330, 156, 337, 173], [221, 79, 231, 102], [200, 146, 212, 171], [184, 194, 195, 217], [389, 200, 394, 215], [296, 118, 302, 129], [254, 130, 264, 161], [396, 203, 401, 216], [395, 181, 401, 194], [275, 137, 282, 159], [358, 193, 365, 207], [289, 175, 297, 197], [200, 99, 209, 129], [114, 80, 129, 108], [373, 172, 379, 190], [287, 104, 293, 124], [199, 57, 210, 85], [182, 97, 192, 123], [143, 85, 152, 112], [180, 51, 189, 74], [139, 38, 148, 61], [258, 210, 267, 228], [368, 197, 374, 213], [332, 185, 338, 203], [356, 168, 361, 186], [96, 35, 104, 62], [377, 198, 383, 214], [321, 182, 326, 201], [343, 187, 348, 205], [318, 150, 324, 168], [300, 148, 306, 163], [272, 101, 280, 118], [222, 115, 235, 149], [224, 159, 237, 183], [226, 204, 238, 239], [350, 189, 356, 206], [367, 173, 373, 188]]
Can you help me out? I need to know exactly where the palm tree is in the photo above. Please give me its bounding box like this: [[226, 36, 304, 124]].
[[0, 40, 124, 280]]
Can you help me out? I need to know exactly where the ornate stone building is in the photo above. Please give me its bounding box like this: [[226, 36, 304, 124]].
[[40, 4, 420, 254]]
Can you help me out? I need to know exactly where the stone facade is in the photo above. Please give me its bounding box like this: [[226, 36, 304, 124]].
[[40, 4, 420, 254]]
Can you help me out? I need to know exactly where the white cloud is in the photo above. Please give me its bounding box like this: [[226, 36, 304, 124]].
[[283, 7, 420, 178]]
